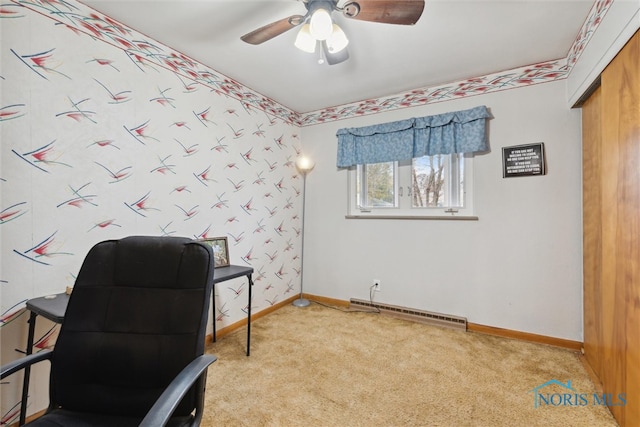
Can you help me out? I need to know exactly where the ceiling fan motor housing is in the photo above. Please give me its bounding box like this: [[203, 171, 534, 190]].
[[305, 0, 340, 16]]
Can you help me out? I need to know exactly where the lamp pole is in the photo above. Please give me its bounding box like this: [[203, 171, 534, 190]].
[[293, 156, 314, 307]]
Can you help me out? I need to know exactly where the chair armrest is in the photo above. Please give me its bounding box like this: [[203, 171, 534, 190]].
[[1, 349, 53, 380], [139, 354, 217, 427]]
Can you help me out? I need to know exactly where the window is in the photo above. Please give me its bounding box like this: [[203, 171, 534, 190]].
[[338, 106, 489, 219], [349, 153, 474, 218]]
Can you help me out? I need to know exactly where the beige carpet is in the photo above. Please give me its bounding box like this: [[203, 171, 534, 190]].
[[202, 303, 618, 426]]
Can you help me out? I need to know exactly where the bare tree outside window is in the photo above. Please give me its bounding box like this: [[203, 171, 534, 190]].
[[352, 154, 466, 215], [412, 155, 445, 207]]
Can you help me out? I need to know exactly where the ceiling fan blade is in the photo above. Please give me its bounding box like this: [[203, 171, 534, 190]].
[[241, 15, 305, 45], [343, 0, 425, 25], [322, 42, 349, 65]]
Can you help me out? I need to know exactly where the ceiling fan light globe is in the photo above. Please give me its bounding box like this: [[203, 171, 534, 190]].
[[309, 8, 333, 40], [326, 24, 349, 53], [294, 24, 316, 53]]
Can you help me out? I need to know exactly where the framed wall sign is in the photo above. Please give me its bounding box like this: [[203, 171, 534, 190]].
[[200, 237, 230, 268], [502, 143, 546, 178]]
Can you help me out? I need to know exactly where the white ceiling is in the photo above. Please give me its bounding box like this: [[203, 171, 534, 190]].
[[80, 0, 595, 113]]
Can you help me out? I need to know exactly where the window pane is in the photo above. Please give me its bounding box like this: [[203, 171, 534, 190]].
[[412, 155, 446, 207], [358, 162, 395, 207]]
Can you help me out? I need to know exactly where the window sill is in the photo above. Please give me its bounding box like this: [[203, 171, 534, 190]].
[[345, 215, 478, 221]]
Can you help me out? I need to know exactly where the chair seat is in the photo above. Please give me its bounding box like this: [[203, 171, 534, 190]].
[[26, 409, 193, 427]]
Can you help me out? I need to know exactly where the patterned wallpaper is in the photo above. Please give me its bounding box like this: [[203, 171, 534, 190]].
[[1, 2, 303, 421], [1, 0, 307, 307]]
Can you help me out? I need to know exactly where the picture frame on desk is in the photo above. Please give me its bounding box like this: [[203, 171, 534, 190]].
[[200, 237, 230, 268]]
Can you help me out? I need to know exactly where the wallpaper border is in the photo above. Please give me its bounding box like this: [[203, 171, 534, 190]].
[[9, 0, 612, 127]]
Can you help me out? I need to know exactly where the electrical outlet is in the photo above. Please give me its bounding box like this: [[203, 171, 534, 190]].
[[373, 279, 381, 291]]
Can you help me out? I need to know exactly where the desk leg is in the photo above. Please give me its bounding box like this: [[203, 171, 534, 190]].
[[20, 312, 37, 425], [212, 285, 216, 343], [246, 274, 253, 356]]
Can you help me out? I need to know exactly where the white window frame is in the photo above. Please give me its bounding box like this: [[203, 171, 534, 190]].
[[347, 154, 476, 219]]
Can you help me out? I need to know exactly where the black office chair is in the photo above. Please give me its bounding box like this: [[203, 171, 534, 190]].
[[1, 236, 216, 427]]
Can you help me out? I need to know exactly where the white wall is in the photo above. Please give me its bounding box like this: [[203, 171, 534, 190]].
[[301, 80, 583, 341]]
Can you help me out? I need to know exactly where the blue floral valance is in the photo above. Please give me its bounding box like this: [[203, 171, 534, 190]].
[[336, 105, 491, 168]]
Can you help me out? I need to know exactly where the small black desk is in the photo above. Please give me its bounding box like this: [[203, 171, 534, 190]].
[[211, 265, 254, 356], [18, 265, 254, 424]]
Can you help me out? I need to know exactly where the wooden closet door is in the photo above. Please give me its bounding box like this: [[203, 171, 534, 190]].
[[601, 30, 639, 427], [582, 86, 603, 384], [584, 29, 639, 427]]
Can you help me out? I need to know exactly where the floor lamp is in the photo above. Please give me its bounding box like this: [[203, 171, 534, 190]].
[[293, 155, 315, 307]]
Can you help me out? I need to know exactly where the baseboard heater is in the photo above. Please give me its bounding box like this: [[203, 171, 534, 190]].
[[349, 298, 467, 331]]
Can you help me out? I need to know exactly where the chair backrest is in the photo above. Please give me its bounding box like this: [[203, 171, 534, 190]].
[[49, 236, 214, 417]]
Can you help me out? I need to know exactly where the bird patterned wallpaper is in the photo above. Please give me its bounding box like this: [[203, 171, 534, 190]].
[[1, 1, 304, 420]]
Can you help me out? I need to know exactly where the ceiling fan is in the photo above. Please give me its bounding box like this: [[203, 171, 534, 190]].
[[241, 0, 425, 65]]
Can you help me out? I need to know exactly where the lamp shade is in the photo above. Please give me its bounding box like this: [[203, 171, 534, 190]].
[[295, 156, 315, 174], [326, 24, 349, 53], [294, 24, 316, 53], [309, 8, 333, 40]]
